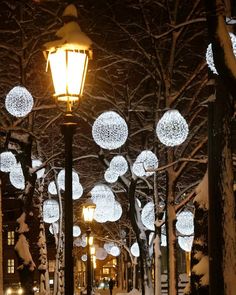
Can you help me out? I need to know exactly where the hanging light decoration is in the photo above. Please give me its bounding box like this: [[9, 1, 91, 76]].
[[73, 225, 81, 237], [110, 245, 120, 256], [176, 211, 194, 235], [156, 110, 189, 147], [91, 184, 115, 204], [132, 150, 158, 177], [178, 236, 194, 252], [57, 169, 80, 191], [81, 254, 87, 262], [130, 242, 140, 257], [72, 182, 83, 200], [109, 201, 122, 222], [92, 111, 128, 150], [9, 163, 25, 190], [104, 242, 115, 254], [96, 247, 108, 260], [206, 32, 236, 75], [32, 159, 45, 179], [48, 181, 57, 195], [49, 222, 59, 235], [43, 199, 60, 224], [0, 151, 17, 172], [104, 168, 119, 183], [141, 201, 155, 231], [110, 155, 128, 176], [5, 86, 34, 117]]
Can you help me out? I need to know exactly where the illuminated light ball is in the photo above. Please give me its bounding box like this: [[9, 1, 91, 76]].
[[96, 247, 108, 260], [156, 110, 189, 147], [130, 242, 140, 257], [49, 222, 59, 235], [48, 181, 57, 195], [132, 150, 158, 177], [104, 168, 119, 183], [74, 237, 82, 247], [110, 155, 128, 176], [161, 235, 167, 247], [57, 169, 80, 190], [104, 242, 115, 254], [9, 163, 25, 190], [43, 199, 59, 224], [73, 225, 81, 237], [0, 151, 17, 172], [109, 201, 122, 222], [110, 245, 120, 256], [176, 211, 194, 235], [94, 207, 108, 223], [141, 201, 155, 231], [81, 254, 87, 262], [178, 236, 194, 252], [72, 182, 83, 200], [5, 86, 34, 117], [92, 111, 128, 150], [80, 235, 87, 248], [91, 184, 115, 204], [32, 159, 45, 179], [206, 33, 236, 75]]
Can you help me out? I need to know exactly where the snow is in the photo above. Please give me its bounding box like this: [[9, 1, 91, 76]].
[[16, 213, 29, 233], [194, 171, 208, 209], [62, 4, 78, 18], [192, 255, 209, 286], [15, 234, 36, 271]]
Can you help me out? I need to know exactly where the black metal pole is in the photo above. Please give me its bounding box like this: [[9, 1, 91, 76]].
[[86, 227, 92, 295], [61, 114, 77, 295]]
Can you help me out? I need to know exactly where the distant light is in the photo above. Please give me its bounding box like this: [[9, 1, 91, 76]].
[[0, 151, 17, 172], [17, 287, 24, 295], [156, 110, 188, 147], [6, 288, 13, 295], [5, 86, 34, 117], [130, 242, 140, 257], [49, 279, 54, 285], [92, 111, 128, 150]]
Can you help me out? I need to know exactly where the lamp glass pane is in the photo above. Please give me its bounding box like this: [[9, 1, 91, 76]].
[[83, 206, 95, 222]]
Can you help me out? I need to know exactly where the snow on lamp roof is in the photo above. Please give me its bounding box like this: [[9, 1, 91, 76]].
[[92, 111, 128, 150], [9, 162, 25, 190], [0, 151, 17, 172], [109, 155, 128, 176], [156, 110, 189, 147], [5, 86, 34, 118], [43, 199, 60, 224], [176, 211, 194, 235], [178, 236, 194, 252], [130, 242, 140, 257], [73, 225, 81, 237], [141, 201, 155, 231], [132, 150, 158, 177], [206, 32, 236, 75]]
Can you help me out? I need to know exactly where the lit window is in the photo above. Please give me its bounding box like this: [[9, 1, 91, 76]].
[[7, 259, 14, 274], [7, 231, 15, 246], [103, 268, 109, 275], [49, 260, 55, 272]]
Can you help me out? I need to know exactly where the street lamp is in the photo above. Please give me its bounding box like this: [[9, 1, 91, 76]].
[[83, 199, 96, 295], [44, 4, 92, 295]]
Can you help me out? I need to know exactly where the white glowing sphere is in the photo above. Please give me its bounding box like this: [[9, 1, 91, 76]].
[[110, 155, 128, 176], [132, 150, 158, 177], [109, 201, 122, 222], [104, 242, 115, 254], [130, 242, 140, 257], [0, 151, 17, 172], [104, 168, 119, 183], [178, 236, 194, 252], [72, 182, 83, 200], [91, 184, 115, 204], [141, 201, 155, 231], [81, 254, 87, 261], [92, 111, 128, 150], [57, 169, 80, 191], [43, 199, 59, 224], [48, 181, 57, 195], [5, 86, 34, 117], [32, 159, 45, 179], [206, 33, 236, 75], [73, 225, 81, 237], [49, 222, 59, 235], [9, 163, 25, 190], [110, 245, 120, 256], [74, 237, 82, 247], [156, 110, 188, 147], [94, 206, 109, 223], [96, 247, 108, 260], [176, 211, 194, 235]]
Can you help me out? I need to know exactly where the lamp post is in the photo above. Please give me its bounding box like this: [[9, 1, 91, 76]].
[[44, 4, 92, 295], [83, 200, 96, 295]]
